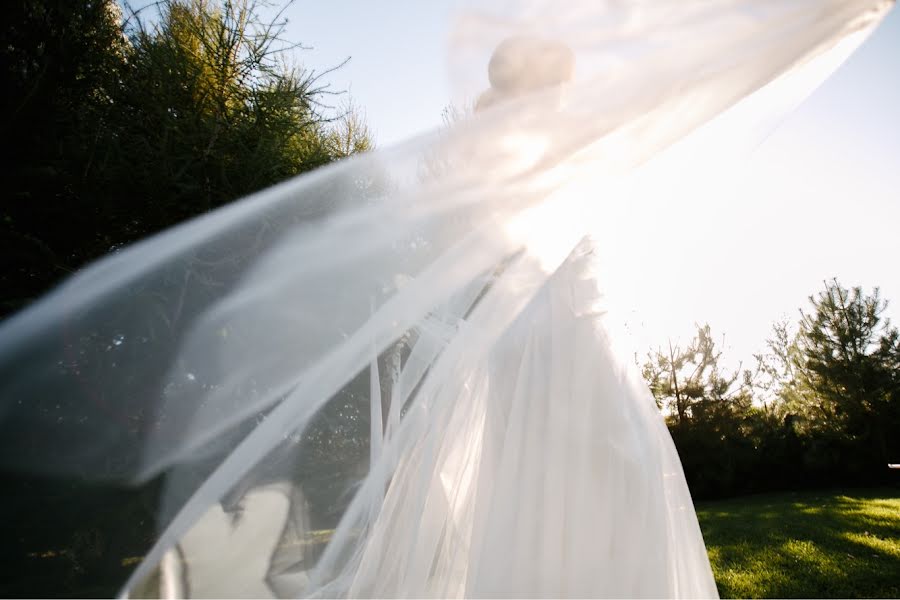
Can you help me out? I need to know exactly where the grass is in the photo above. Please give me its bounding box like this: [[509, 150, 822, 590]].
[[5, 481, 897, 598], [695, 488, 900, 599]]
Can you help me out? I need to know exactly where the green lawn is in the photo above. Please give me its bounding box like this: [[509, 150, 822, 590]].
[[696, 488, 900, 599]]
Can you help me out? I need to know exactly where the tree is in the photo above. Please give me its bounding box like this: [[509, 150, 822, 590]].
[[1, 0, 128, 314], [754, 318, 817, 422], [642, 323, 751, 427], [103, 0, 358, 238], [0, 5, 376, 593], [793, 279, 900, 470], [641, 283, 900, 498], [325, 102, 374, 157], [0, 0, 374, 318], [642, 324, 771, 496]]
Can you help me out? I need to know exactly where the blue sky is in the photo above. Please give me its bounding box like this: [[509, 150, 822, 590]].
[[284, 2, 900, 146], [282, 1, 455, 145], [285, 2, 900, 363]]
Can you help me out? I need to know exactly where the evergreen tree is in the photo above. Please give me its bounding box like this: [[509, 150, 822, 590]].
[[794, 279, 900, 471], [1, 0, 127, 313], [0, 0, 373, 318]]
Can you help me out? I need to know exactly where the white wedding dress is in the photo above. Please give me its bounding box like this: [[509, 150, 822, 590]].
[[0, 0, 892, 598], [133, 239, 715, 599], [324, 240, 716, 598]]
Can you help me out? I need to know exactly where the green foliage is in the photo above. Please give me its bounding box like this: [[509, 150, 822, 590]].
[[1, 0, 128, 313], [0, 0, 372, 316], [642, 324, 752, 426], [644, 281, 900, 500], [754, 318, 812, 418], [642, 325, 780, 497], [696, 489, 900, 599], [0, 4, 375, 596], [108, 0, 335, 226], [793, 280, 900, 470]]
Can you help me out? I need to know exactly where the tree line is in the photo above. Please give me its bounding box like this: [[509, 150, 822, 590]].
[[0, 2, 372, 595], [1, 0, 371, 318], [642, 279, 900, 499]]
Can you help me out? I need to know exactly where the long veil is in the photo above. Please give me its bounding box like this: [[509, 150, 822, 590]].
[[0, 0, 892, 597]]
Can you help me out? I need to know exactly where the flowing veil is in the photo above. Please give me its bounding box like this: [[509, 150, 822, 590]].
[[0, 0, 893, 597]]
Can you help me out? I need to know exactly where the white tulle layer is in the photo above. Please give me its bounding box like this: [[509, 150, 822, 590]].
[[318, 241, 716, 598], [0, 0, 892, 597]]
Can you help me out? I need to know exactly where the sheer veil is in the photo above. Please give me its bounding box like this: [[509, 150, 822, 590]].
[[0, 0, 892, 597]]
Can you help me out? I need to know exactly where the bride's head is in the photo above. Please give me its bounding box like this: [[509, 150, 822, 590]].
[[476, 36, 574, 112]]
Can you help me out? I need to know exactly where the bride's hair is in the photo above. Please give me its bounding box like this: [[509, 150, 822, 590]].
[[476, 35, 574, 111]]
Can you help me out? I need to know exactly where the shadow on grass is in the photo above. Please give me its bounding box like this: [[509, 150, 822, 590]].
[[696, 488, 900, 599], [0, 473, 163, 598]]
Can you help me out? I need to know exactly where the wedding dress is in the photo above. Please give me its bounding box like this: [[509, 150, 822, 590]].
[[0, 0, 892, 598]]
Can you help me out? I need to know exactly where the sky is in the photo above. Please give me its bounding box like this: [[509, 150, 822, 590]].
[[282, 2, 900, 366]]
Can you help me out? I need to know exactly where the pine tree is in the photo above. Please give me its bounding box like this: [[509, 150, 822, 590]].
[[794, 279, 900, 470]]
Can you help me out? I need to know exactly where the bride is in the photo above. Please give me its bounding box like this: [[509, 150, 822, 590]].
[[0, 0, 892, 597], [290, 36, 718, 598]]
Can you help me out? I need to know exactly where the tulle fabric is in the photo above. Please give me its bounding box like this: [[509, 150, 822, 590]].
[[0, 0, 892, 597], [309, 241, 715, 598]]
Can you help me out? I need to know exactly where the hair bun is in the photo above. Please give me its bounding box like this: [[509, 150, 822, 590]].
[[488, 36, 575, 94]]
